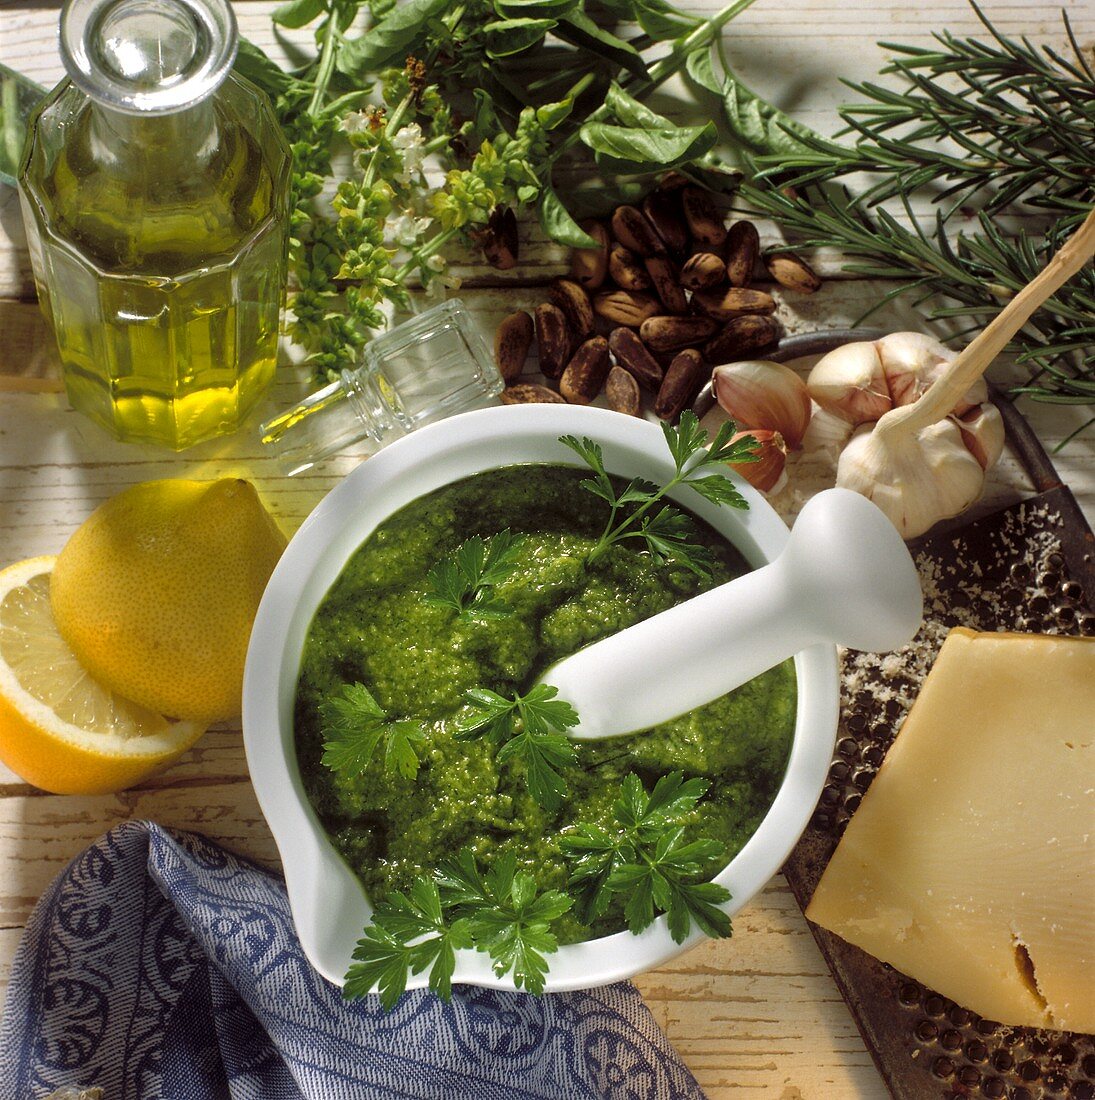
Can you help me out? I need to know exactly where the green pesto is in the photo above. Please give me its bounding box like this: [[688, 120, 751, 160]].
[[294, 464, 796, 942]]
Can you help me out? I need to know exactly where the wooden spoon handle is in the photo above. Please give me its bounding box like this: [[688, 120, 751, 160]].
[[879, 207, 1095, 438]]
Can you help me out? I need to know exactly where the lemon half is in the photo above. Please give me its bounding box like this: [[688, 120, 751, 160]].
[[0, 557, 206, 795]]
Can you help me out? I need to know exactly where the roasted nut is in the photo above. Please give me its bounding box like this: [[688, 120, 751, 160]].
[[549, 277, 595, 339], [642, 189, 689, 255], [568, 221, 610, 290], [534, 302, 573, 379], [640, 314, 720, 352], [501, 383, 565, 404], [608, 245, 653, 291], [681, 187, 727, 249], [680, 252, 726, 291], [593, 289, 661, 327], [765, 250, 822, 294], [692, 287, 777, 322], [608, 326, 664, 391], [703, 314, 781, 364], [474, 205, 518, 269], [560, 336, 611, 404], [611, 205, 665, 257], [606, 365, 642, 416], [725, 220, 760, 287], [654, 348, 706, 421], [494, 310, 534, 382], [657, 170, 691, 191], [644, 256, 689, 314]]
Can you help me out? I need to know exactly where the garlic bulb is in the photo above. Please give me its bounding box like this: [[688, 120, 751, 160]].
[[955, 403, 1004, 471], [837, 417, 985, 538], [729, 429, 788, 493], [807, 341, 891, 424], [876, 332, 987, 415], [807, 332, 988, 425], [830, 209, 1095, 539], [712, 361, 811, 449]]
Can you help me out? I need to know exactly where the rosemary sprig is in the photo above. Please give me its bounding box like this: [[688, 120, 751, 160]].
[[706, 4, 1095, 422]]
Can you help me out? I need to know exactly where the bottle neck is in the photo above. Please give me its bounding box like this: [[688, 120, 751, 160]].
[[61, 0, 237, 116], [87, 96, 218, 165]]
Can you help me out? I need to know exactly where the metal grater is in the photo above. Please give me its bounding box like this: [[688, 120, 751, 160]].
[[784, 485, 1095, 1100]]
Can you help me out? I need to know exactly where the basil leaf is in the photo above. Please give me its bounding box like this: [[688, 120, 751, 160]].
[[721, 72, 825, 157], [579, 121, 717, 171], [271, 0, 326, 29], [0, 63, 45, 189], [535, 96, 574, 131], [685, 48, 721, 95], [605, 82, 670, 129], [493, 0, 579, 17], [554, 12, 648, 80], [233, 38, 295, 97], [337, 0, 449, 78], [484, 18, 557, 58], [632, 0, 698, 41], [538, 184, 600, 249]]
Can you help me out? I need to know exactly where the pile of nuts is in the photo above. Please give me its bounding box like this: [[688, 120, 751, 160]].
[[494, 178, 822, 421]]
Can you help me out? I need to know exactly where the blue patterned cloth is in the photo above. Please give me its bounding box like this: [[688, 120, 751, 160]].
[[1, 821, 705, 1100]]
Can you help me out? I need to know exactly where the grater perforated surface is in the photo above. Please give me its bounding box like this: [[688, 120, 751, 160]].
[[784, 490, 1095, 1100]]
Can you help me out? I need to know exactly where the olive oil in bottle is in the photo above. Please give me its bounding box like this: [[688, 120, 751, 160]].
[[18, 0, 291, 449]]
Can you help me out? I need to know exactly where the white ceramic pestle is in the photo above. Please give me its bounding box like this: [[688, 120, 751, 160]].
[[544, 487, 923, 740]]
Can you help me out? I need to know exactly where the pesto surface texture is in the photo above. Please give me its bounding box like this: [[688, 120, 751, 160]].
[[294, 464, 796, 943]]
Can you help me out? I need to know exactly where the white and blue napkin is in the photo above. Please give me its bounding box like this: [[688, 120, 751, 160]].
[[0, 821, 705, 1099]]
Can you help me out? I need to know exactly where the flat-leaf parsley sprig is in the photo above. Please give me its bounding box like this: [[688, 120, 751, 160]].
[[320, 682, 427, 780], [453, 685, 579, 811], [560, 411, 758, 576], [560, 771, 732, 943], [344, 848, 572, 1006], [424, 530, 525, 622]]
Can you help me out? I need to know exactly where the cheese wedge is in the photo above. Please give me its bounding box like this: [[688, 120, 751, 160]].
[[807, 628, 1095, 1032]]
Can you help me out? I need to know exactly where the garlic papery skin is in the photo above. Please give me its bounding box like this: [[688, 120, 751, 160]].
[[806, 341, 892, 425], [877, 332, 987, 416], [713, 361, 812, 449], [837, 415, 986, 539], [728, 429, 788, 493], [956, 403, 1004, 471]]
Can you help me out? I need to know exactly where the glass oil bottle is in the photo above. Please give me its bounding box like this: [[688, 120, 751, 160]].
[[18, 0, 291, 449]]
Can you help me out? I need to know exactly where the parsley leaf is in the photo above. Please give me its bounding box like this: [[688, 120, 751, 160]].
[[345, 877, 474, 1009], [559, 411, 752, 575], [320, 683, 426, 780], [346, 848, 572, 1006], [560, 771, 732, 942], [424, 530, 525, 622], [454, 684, 578, 811]]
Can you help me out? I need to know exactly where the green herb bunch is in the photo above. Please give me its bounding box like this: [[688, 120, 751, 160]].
[[688, 5, 1095, 429], [233, 0, 758, 379]]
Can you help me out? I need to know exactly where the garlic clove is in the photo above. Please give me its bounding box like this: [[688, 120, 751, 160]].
[[877, 331, 987, 416], [800, 402, 854, 461], [807, 341, 892, 425], [712, 360, 812, 449], [837, 415, 985, 539], [728, 429, 788, 493], [955, 402, 1004, 470]]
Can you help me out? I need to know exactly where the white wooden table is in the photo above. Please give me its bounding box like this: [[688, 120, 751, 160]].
[[2, 3, 1093, 1096]]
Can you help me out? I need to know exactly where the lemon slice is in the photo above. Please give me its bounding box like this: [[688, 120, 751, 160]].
[[0, 556, 206, 794]]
